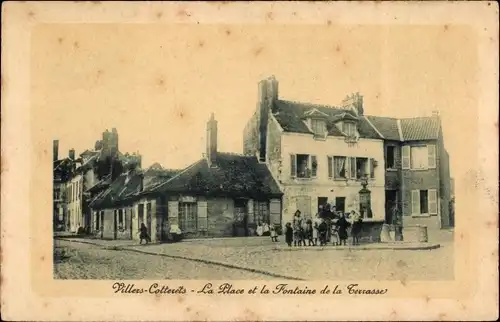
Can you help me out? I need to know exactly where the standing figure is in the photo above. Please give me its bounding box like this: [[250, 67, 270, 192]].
[[350, 210, 363, 245], [284, 222, 293, 247], [335, 212, 350, 246], [138, 223, 151, 245], [270, 224, 278, 242], [318, 218, 328, 246], [292, 210, 303, 247], [305, 219, 314, 246], [312, 213, 321, 246]]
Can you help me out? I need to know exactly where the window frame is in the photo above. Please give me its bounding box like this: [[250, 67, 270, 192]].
[[179, 202, 198, 233], [290, 154, 317, 179], [386, 145, 396, 169]]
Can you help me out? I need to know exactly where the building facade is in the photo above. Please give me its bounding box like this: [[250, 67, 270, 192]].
[[89, 114, 283, 241], [243, 77, 386, 228]]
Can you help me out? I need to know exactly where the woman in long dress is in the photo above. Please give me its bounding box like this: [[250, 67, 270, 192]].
[[335, 212, 350, 246]]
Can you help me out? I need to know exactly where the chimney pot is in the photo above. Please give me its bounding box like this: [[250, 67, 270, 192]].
[[206, 113, 218, 167], [69, 149, 76, 160], [53, 140, 59, 161]]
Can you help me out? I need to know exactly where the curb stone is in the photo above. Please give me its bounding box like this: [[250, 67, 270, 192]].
[[57, 238, 305, 280]]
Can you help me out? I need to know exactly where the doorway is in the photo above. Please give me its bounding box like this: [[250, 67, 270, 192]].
[[385, 190, 397, 224], [317, 197, 328, 213], [335, 197, 346, 214], [233, 199, 248, 237]]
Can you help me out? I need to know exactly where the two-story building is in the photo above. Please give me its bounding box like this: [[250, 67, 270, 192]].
[[243, 77, 386, 228], [365, 112, 452, 229]]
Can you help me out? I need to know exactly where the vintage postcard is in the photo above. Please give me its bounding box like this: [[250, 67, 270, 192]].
[[1, 1, 498, 321]]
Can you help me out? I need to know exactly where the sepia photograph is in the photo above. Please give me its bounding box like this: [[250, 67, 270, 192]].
[[2, 1, 498, 321]]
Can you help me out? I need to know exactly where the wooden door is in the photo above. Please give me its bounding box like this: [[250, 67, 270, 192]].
[[233, 199, 248, 236]]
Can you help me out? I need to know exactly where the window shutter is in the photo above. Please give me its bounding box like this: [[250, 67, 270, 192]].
[[311, 155, 317, 177], [197, 201, 208, 231], [402, 145, 410, 169], [290, 154, 297, 177], [168, 201, 179, 226], [428, 189, 438, 215], [411, 190, 420, 215], [427, 145, 436, 169], [345, 157, 350, 179], [350, 157, 356, 179], [269, 199, 281, 225], [327, 156, 333, 179], [370, 158, 375, 179]]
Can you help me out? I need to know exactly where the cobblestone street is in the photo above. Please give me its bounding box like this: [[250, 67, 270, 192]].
[[55, 229, 454, 280]]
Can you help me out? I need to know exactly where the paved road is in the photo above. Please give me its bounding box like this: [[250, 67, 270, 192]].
[[54, 239, 279, 280]]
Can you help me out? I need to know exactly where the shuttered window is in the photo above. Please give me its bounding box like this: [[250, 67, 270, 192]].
[[411, 190, 420, 215], [197, 201, 208, 232], [168, 201, 179, 226], [402, 145, 410, 169], [427, 144, 436, 169], [428, 189, 438, 215], [290, 154, 297, 177], [370, 158, 375, 179], [269, 199, 281, 225], [311, 155, 317, 177], [327, 156, 333, 178]]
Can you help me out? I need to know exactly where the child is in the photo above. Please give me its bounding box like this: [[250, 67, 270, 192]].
[[306, 219, 314, 246], [318, 218, 328, 246], [270, 224, 278, 242], [293, 220, 301, 247], [284, 222, 293, 247], [331, 224, 340, 246]]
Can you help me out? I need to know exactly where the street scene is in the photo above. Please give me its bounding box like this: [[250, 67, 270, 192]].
[[54, 228, 453, 280], [53, 75, 456, 280]]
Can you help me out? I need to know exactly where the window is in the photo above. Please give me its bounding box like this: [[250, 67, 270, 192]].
[[118, 209, 124, 230], [290, 154, 317, 178], [403, 145, 437, 170], [356, 157, 368, 179], [179, 202, 197, 233], [411, 189, 438, 215], [332, 156, 347, 179], [411, 146, 428, 169], [311, 119, 327, 138], [386, 146, 395, 169], [342, 121, 356, 136], [254, 201, 270, 224]]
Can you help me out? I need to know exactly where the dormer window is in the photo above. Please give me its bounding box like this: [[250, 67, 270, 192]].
[[311, 119, 327, 138], [342, 121, 357, 137]]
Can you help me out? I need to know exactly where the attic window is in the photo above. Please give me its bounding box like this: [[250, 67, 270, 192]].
[[342, 121, 357, 136], [311, 119, 327, 138]]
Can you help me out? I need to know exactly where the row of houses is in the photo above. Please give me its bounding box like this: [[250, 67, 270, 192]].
[[53, 76, 454, 242]]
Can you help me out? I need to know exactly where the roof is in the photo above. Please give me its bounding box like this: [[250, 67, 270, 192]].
[[89, 171, 143, 209], [400, 116, 440, 141], [149, 152, 283, 198], [272, 100, 382, 139], [365, 115, 401, 141]]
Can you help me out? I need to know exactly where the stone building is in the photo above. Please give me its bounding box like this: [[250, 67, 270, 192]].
[[243, 77, 386, 234]]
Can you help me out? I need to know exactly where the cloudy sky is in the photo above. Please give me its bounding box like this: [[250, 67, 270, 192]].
[[33, 24, 477, 176]]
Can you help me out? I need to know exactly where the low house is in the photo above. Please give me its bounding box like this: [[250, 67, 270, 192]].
[[89, 165, 179, 240], [130, 114, 284, 240]]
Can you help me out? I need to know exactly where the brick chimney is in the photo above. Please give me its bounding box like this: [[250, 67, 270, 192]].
[[257, 76, 279, 162], [53, 140, 59, 161], [69, 149, 75, 160], [206, 113, 218, 167]]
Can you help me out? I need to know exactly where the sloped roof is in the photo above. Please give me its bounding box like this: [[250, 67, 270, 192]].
[[89, 171, 142, 209], [400, 117, 440, 141], [149, 152, 283, 198], [365, 115, 401, 141], [273, 100, 382, 139]]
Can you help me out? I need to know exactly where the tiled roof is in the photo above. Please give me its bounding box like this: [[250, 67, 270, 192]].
[[149, 152, 283, 198], [272, 100, 382, 139], [89, 171, 143, 209], [400, 117, 440, 141], [365, 115, 401, 141]]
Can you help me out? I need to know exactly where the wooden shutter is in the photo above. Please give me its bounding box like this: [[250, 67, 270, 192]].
[[350, 157, 356, 179], [168, 201, 179, 226], [327, 156, 333, 179], [411, 190, 420, 215], [345, 157, 350, 179], [290, 154, 297, 177], [269, 199, 281, 225], [311, 155, 317, 177], [428, 189, 438, 215], [370, 158, 375, 179], [427, 145, 436, 169], [197, 201, 208, 231], [402, 145, 410, 169]]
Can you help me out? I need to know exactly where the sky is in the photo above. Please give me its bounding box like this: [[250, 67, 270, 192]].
[[33, 24, 478, 177]]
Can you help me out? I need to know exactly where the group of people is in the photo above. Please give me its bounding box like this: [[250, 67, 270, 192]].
[[283, 206, 364, 247]]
